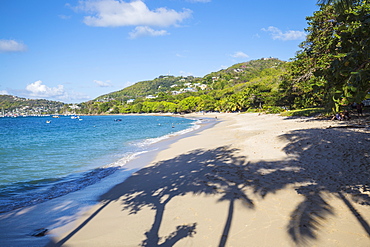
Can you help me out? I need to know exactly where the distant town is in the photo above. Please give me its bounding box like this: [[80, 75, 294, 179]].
[[0, 95, 78, 117]]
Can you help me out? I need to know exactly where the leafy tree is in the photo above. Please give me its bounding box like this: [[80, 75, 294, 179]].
[[319, 2, 370, 110], [318, 0, 369, 12], [199, 94, 216, 112], [283, 2, 369, 112], [131, 102, 143, 113], [111, 106, 120, 114], [280, 5, 337, 109], [177, 96, 203, 113], [98, 102, 111, 113]]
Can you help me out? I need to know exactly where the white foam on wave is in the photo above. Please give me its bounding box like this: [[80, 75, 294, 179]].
[[133, 119, 201, 148], [103, 150, 149, 168]]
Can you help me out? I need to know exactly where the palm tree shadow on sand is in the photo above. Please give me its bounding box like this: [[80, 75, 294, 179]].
[[250, 127, 370, 245], [49, 127, 370, 246], [99, 146, 255, 247]]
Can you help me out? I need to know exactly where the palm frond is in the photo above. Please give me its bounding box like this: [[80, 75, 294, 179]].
[[287, 191, 334, 244]]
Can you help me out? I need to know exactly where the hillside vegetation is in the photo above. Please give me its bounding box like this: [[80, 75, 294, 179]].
[[0, 95, 64, 115], [79, 58, 287, 114]]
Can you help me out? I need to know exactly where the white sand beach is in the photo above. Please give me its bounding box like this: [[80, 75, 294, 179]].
[[0, 113, 369, 247], [43, 113, 370, 247]]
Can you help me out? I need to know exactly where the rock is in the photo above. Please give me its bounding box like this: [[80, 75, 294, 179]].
[[30, 228, 48, 237]]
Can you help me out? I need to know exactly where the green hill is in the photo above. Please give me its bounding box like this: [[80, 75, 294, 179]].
[[96, 75, 200, 102], [0, 95, 64, 115], [78, 58, 287, 114], [96, 58, 284, 102]]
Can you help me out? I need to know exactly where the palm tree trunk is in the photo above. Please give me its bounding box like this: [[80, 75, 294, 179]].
[[337, 192, 370, 237], [219, 198, 235, 247]]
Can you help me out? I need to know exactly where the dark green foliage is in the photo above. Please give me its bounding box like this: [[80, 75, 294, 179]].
[[318, 0, 369, 12], [0, 95, 64, 115], [280, 108, 328, 117], [281, 2, 370, 112], [320, 3, 370, 110]]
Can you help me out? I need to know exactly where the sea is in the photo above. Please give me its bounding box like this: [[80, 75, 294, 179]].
[[0, 115, 199, 214]]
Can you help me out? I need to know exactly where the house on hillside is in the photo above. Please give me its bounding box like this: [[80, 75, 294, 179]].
[[181, 87, 197, 93], [194, 83, 208, 90], [171, 91, 181, 95]]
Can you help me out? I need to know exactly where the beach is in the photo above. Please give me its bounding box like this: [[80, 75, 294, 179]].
[[1, 113, 369, 246]]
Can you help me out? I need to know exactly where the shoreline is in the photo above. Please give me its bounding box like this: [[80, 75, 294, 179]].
[[0, 114, 216, 246], [0, 114, 202, 214], [1, 113, 369, 246]]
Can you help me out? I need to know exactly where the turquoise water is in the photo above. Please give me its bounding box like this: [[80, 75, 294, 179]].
[[0, 115, 197, 213]]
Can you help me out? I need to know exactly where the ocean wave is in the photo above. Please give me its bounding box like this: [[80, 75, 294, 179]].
[[104, 150, 149, 168], [133, 119, 202, 148]]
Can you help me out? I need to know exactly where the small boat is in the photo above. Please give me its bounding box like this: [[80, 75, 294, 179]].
[[114, 119, 122, 122], [46, 120, 51, 123], [52, 115, 60, 118]]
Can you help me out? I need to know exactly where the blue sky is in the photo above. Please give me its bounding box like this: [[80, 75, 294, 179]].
[[0, 0, 319, 103]]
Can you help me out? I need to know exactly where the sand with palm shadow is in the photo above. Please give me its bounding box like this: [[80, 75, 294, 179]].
[[46, 112, 370, 247]]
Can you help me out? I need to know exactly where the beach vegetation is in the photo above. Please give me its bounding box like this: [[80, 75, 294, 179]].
[[280, 107, 328, 117], [287, 2, 370, 113]]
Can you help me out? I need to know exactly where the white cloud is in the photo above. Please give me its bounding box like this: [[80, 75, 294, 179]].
[[26, 80, 65, 98], [0, 90, 9, 95], [94, 79, 112, 87], [129, 26, 168, 39], [25, 80, 90, 102], [231, 51, 249, 58], [262, 26, 306, 41], [77, 0, 192, 27], [0, 39, 27, 53]]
